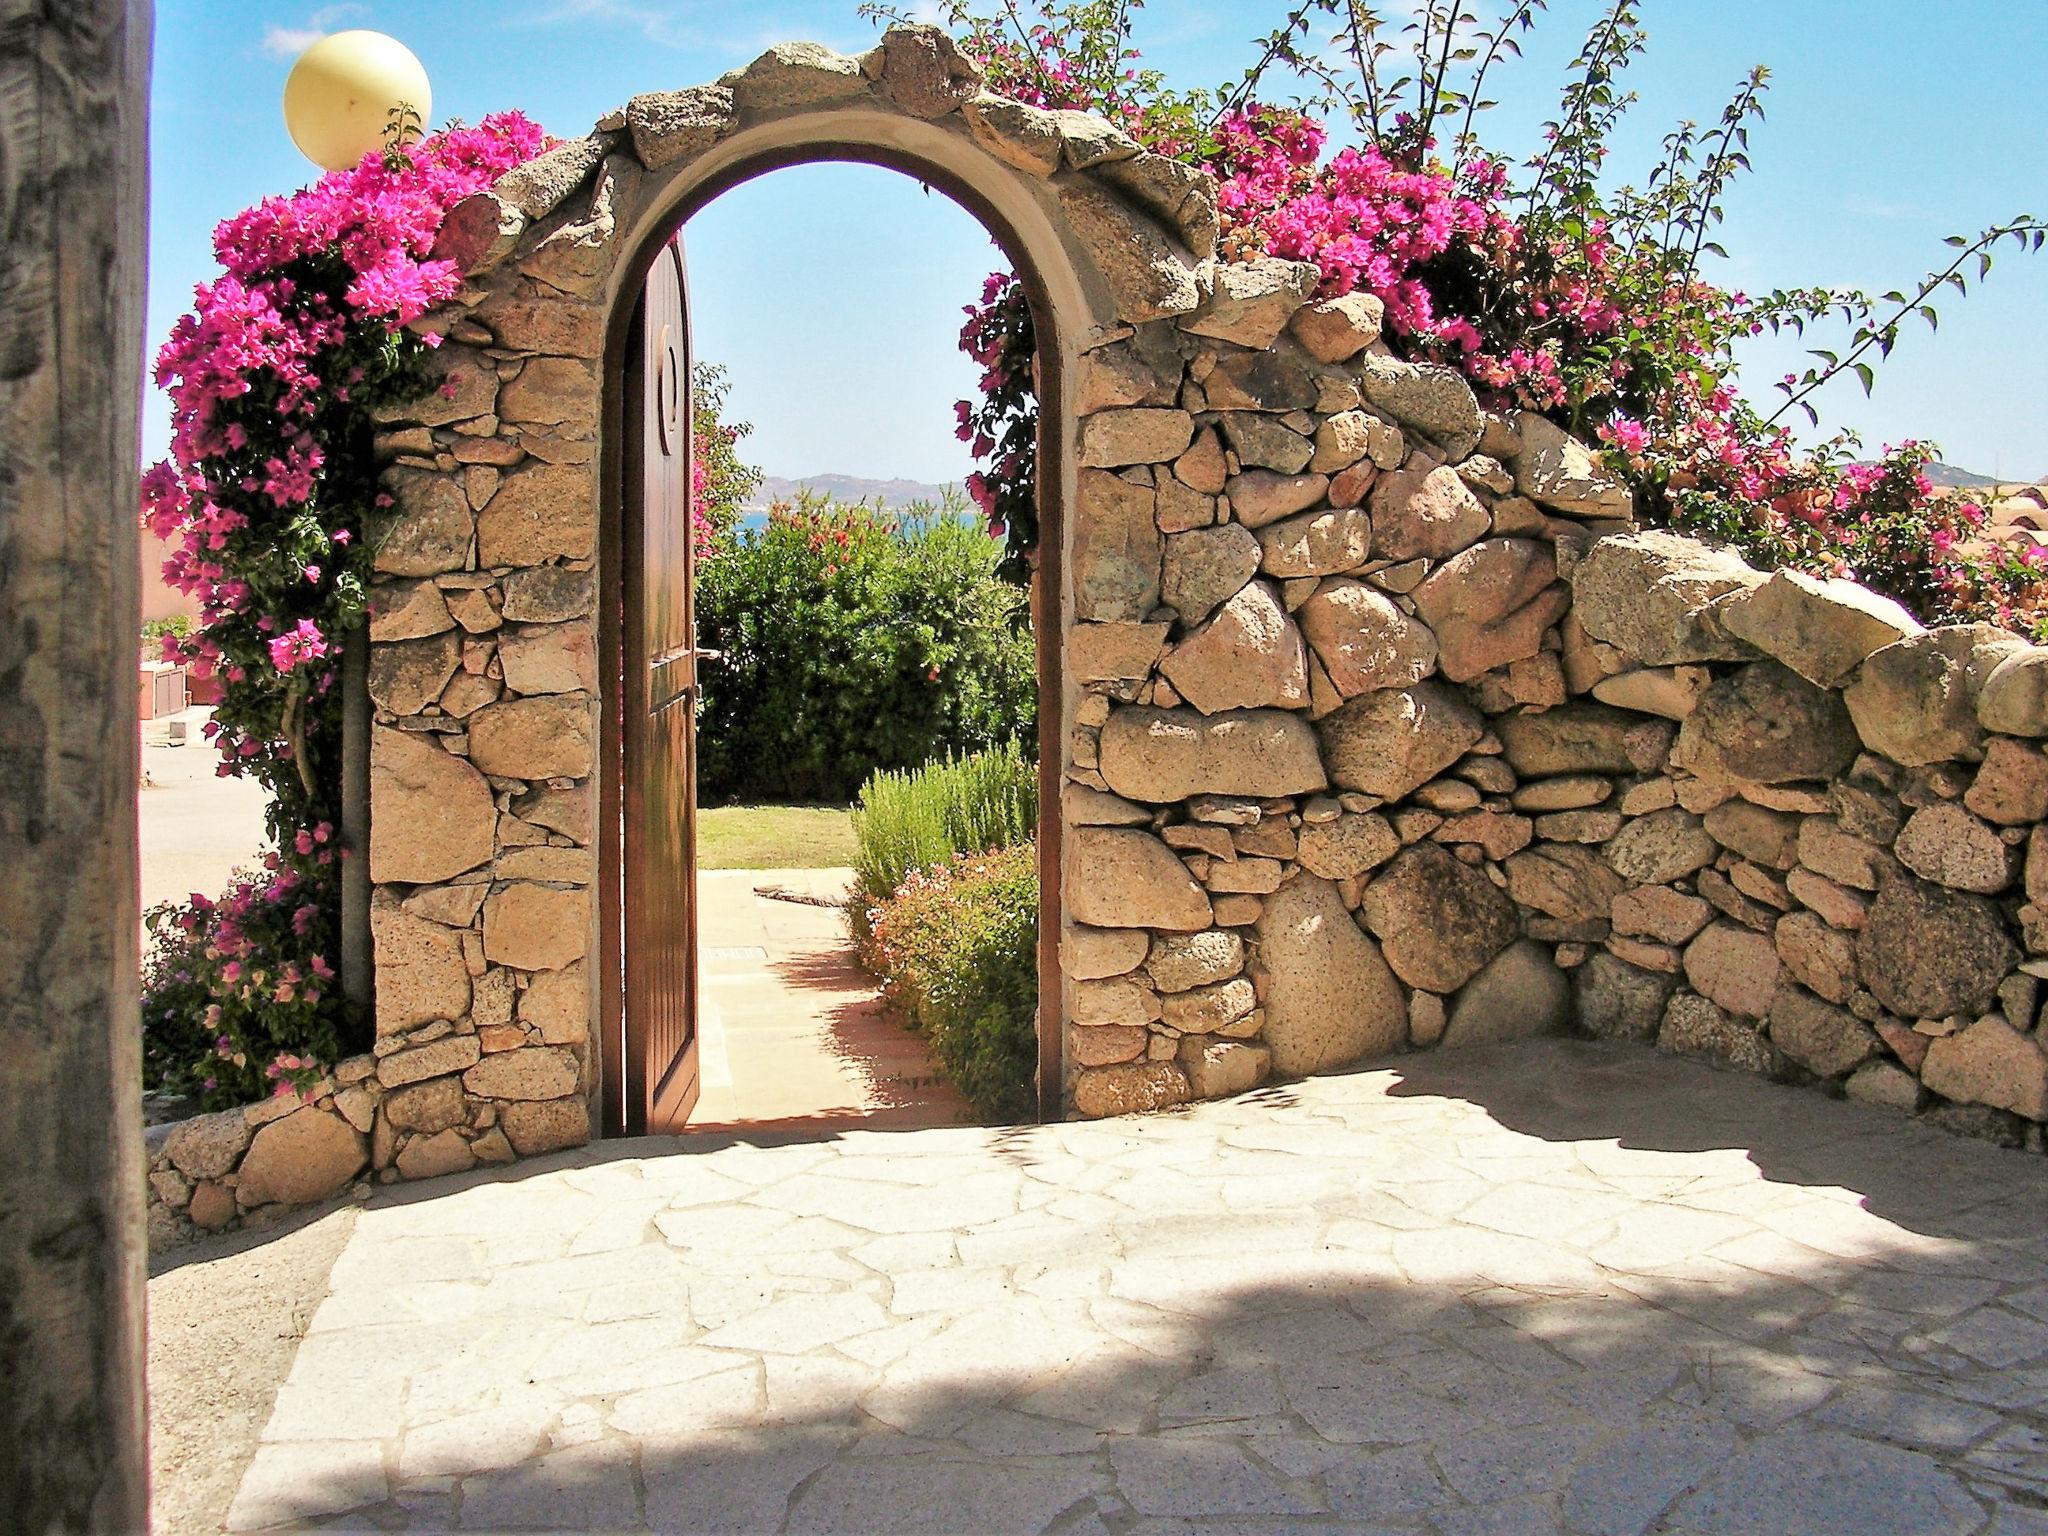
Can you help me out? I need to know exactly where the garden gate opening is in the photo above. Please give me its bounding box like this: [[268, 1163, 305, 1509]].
[[608, 149, 1067, 1135]]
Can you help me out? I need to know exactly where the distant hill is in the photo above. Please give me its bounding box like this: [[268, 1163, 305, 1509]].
[[1917, 461, 2001, 490], [744, 474, 963, 512], [1842, 460, 2013, 490], [751, 463, 2031, 506]]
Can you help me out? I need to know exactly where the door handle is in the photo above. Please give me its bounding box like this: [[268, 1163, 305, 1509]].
[[652, 643, 722, 669]]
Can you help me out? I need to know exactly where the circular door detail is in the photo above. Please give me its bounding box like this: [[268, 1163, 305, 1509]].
[[656, 321, 681, 454]]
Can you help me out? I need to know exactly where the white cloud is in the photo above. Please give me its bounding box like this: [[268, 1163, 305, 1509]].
[[259, 4, 371, 58], [514, 0, 702, 48], [260, 25, 327, 58]]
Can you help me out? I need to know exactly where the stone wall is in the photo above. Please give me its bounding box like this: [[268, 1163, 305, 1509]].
[[1057, 274, 2048, 1152], [144, 28, 2048, 1244]]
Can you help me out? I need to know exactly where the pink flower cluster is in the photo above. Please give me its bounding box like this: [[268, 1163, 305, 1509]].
[[268, 617, 328, 672], [145, 112, 547, 737], [158, 113, 543, 466], [1216, 110, 1481, 337], [1207, 110, 1592, 408], [687, 425, 727, 556], [172, 861, 331, 1011]]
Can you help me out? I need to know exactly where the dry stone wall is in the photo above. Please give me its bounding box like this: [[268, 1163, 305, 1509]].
[[146, 26, 2048, 1244], [1061, 276, 2048, 1153]]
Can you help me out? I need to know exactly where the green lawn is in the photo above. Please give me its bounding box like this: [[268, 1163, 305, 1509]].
[[697, 803, 856, 869]]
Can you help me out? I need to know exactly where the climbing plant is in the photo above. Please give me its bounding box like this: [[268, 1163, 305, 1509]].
[[141, 113, 550, 1104], [956, 272, 1039, 582], [887, 0, 2048, 634]]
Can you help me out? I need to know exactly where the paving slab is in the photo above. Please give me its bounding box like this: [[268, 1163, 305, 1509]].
[[213, 1040, 2048, 1533]]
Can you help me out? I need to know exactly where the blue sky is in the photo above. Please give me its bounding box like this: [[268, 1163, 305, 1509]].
[[148, 1, 2046, 483]]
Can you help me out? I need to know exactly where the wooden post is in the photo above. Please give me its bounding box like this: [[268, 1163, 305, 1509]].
[[0, 2, 154, 1527]]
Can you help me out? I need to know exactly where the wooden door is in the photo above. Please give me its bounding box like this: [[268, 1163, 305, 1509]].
[[621, 233, 701, 1134]]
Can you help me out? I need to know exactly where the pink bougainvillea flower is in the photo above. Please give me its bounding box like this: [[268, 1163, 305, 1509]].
[[266, 617, 328, 672]]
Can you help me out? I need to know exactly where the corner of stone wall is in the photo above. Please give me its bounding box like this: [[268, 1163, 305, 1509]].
[[146, 226, 612, 1248]]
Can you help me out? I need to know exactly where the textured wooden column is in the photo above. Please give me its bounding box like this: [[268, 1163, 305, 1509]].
[[0, 1, 154, 1527]]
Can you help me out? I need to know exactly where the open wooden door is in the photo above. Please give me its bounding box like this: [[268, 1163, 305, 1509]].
[[620, 232, 701, 1135]]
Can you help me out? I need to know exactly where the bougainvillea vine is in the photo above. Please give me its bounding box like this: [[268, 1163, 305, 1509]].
[[142, 114, 550, 1106], [956, 271, 1039, 582], [903, 0, 2047, 637]]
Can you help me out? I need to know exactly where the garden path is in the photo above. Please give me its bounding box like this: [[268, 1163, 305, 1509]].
[[218, 1039, 2048, 1534], [692, 868, 971, 1134]]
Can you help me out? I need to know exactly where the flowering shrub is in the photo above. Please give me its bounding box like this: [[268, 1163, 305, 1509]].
[[848, 742, 1038, 962], [140, 115, 550, 1095], [890, 1, 2047, 636], [142, 867, 344, 1108], [1670, 439, 2048, 634], [861, 841, 1039, 1121]]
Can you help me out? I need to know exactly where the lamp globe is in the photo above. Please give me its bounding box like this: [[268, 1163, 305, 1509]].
[[283, 30, 431, 172]]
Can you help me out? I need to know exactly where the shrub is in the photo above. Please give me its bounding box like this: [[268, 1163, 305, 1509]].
[[142, 614, 194, 654], [142, 864, 349, 1109], [863, 842, 1039, 1122], [848, 741, 1038, 957], [694, 493, 1037, 803]]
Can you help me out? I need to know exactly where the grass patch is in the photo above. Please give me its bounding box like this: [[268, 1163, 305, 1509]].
[[696, 803, 856, 869]]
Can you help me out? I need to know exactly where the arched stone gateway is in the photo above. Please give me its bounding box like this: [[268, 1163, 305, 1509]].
[[358, 25, 1221, 1165], [146, 26, 2048, 1237]]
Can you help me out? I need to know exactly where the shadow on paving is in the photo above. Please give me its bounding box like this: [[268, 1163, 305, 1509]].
[[214, 1042, 2048, 1535], [692, 869, 973, 1133], [247, 1239, 2045, 1533], [755, 944, 963, 1118]]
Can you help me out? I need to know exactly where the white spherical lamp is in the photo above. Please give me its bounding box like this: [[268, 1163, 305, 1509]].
[[283, 30, 432, 172]]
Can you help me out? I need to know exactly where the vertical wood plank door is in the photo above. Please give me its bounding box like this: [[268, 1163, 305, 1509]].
[[621, 233, 701, 1135]]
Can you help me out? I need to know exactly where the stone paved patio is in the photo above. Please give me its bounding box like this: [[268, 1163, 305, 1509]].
[[218, 1040, 2048, 1534]]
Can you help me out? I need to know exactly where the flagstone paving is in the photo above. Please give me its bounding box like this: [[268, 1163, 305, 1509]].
[[220, 1040, 2048, 1534]]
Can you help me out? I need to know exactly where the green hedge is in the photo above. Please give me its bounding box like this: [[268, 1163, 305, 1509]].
[[864, 842, 1039, 1122], [694, 494, 1036, 804]]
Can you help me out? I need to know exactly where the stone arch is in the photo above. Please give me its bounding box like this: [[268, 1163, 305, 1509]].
[[358, 27, 1219, 1172]]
